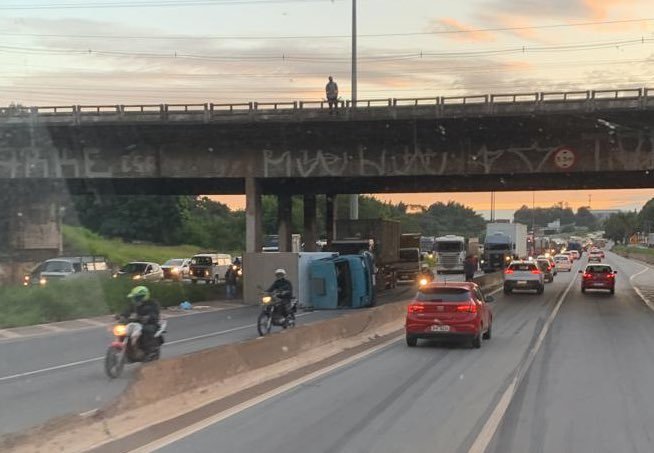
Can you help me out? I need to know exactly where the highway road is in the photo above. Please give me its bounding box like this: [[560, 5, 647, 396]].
[[0, 286, 414, 437], [147, 252, 654, 453]]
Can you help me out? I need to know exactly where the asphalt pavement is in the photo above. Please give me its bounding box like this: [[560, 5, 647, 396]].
[[0, 284, 412, 437], [154, 253, 654, 453]]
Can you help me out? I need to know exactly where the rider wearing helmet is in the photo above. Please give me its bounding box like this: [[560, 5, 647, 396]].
[[122, 286, 161, 360], [419, 263, 435, 282], [266, 269, 293, 317]]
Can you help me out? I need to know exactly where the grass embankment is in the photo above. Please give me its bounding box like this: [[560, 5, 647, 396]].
[[0, 278, 228, 329], [63, 225, 202, 266], [612, 245, 654, 265], [1, 226, 232, 328]]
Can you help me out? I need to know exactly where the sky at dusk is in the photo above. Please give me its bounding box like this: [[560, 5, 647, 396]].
[[1, 0, 653, 213]]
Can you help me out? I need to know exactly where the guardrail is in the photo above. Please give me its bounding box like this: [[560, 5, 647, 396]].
[[1, 87, 652, 121]]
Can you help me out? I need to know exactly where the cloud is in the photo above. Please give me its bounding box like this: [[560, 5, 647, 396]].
[[427, 18, 495, 42]]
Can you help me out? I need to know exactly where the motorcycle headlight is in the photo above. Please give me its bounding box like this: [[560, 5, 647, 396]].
[[132, 275, 142, 280], [205, 270, 209, 276], [171, 267, 179, 274], [419, 278, 428, 286], [23, 275, 30, 282], [262, 296, 272, 304], [237, 269, 243, 276], [480, 260, 485, 264], [113, 324, 127, 337], [39, 277, 47, 285], [232, 265, 238, 270], [505, 256, 511, 261]]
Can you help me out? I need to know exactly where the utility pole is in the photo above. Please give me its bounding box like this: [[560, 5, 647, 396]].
[[349, 0, 359, 219], [490, 192, 495, 222], [532, 191, 536, 233]]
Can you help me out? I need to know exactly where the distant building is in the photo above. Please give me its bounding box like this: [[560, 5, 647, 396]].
[[590, 209, 621, 221]]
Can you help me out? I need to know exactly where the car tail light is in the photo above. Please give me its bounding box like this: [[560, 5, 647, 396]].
[[607, 273, 615, 278], [547, 265, 552, 271], [583, 273, 592, 279], [408, 303, 425, 314], [456, 303, 477, 313], [531, 269, 541, 275], [504, 269, 514, 275]]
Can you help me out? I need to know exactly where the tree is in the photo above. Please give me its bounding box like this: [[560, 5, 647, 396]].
[[604, 212, 638, 243], [638, 197, 654, 234], [417, 201, 486, 238], [514, 204, 575, 227], [575, 206, 598, 230]]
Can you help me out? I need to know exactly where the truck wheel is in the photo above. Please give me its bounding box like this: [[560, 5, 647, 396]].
[[537, 286, 544, 295]]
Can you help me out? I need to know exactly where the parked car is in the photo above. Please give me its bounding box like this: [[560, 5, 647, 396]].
[[503, 260, 544, 295], [114, 262, 163, 282], [161, 258, 191, 281], [554, 254, 573, 272], [405, 282, 494, 349], [189, 253, 232, 284], [536, 258, 554, 283], [580, 264, 616, 294], [24, 256, 110, 286]]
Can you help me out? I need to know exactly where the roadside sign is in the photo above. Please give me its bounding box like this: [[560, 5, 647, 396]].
[[552, 147, 576, 170]]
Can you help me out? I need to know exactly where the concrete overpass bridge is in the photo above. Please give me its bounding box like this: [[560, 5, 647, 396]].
[[1, 87, 653, 260]]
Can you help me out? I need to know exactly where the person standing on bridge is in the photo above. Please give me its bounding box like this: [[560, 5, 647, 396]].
[[325, 76, 339, 115]]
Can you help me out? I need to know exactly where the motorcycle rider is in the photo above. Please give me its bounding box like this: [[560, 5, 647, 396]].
[[266, 268, 293, 319], [121, 286, 161, 360], [418, 263, 435, 282]]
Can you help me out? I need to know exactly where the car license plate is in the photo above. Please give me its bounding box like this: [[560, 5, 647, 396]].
[[431, 325, 450, 332], [593, 283, 604, 287], [517, 280, 528, 285]]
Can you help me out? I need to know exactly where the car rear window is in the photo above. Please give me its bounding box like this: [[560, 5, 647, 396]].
[[586, 266, 612, 273], [555, 256, 569, 261], [537, 260, 550, 270], [508, 263, 537, 271], [416, 287, 471, 302]]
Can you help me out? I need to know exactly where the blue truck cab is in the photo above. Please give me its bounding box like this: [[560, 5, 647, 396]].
[[309, 253, 375, 309]]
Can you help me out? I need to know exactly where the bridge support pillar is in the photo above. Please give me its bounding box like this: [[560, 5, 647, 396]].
[[0, 183, 64, 284], [245, 177, 262, 253], [326, 194, 337, 246], [277, 194, 292, 252], [303, 195, 317, 252]]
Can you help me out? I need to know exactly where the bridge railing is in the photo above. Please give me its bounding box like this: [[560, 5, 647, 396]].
[[2, 87, 654, 120]]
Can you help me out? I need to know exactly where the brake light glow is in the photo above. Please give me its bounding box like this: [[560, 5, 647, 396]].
[[504, 269, 514, 274], [531, 270, 541, 275], [408, 303, 425, 314], [583, 273, 592, 279], [607, 273, 615, 278], [456, 303, 477, 313]]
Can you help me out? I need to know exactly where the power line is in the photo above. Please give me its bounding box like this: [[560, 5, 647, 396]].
[[0, 0, 337, 10], [0, 37, 651, 63], [1, 17, 652, 40]]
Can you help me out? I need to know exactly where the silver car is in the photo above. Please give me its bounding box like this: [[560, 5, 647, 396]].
[[503, 260, 545, 295]]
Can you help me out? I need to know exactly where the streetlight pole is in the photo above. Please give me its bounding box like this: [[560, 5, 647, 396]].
[[349, 0, 359, 219]]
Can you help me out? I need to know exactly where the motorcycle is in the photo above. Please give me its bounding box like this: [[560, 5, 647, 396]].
[[257, 291, 297, 336], [104, 316, 167, 378], [416, 273, 435, 287]]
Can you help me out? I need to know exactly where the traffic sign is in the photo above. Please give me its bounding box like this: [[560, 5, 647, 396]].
[[552, 146, 576, 170]]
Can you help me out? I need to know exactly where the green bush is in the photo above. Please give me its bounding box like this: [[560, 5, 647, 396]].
[[0, 277, 228, 328]]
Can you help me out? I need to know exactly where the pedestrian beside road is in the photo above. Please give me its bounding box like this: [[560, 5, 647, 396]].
[[224, 266, 237, 298], [464, 255, 476, 282], [325, 76, 339, 114]]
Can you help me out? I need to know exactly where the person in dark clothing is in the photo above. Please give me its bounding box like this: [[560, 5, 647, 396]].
[[418, 263, 435, 282], [224, 266, 238, 298], [325, 76, 339, 114], [464, 255, 476, 282], [266, 268, 293, 317], [122, 286, 161, 360]]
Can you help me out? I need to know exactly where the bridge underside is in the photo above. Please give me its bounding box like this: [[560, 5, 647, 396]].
[[1, 170, 653, 195]]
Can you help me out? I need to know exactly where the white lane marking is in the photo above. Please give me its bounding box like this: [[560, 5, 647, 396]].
[[37, 324, 66, 332], [628, 266, 654, 311], [468, 264, 578, 453], [78, 318, 110, 327], [126, 334, 404, 453], [0, 313, 314, 383]]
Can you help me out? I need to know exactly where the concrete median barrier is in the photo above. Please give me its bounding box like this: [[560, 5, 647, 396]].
[[114, 300, 410, 411], [115, 272, 502, 411]]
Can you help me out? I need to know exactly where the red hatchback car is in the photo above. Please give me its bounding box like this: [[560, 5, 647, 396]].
[[405, 282, 494, 349], [580, 264, 617, 294]]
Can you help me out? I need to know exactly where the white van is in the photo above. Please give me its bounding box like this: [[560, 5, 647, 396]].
[[189, 253, 232, 284]]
